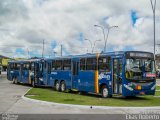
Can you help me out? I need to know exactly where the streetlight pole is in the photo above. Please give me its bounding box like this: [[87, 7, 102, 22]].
[[105, 26, 118, 52], [94, 25, 105, 48], [85, 38, 93, 53], [150, 0, 156, 59], [94, 25, 118, 53], [92, 40, 101, 53]]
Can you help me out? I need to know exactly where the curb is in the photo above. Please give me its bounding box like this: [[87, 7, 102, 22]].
[[22, 89, 160, 110]]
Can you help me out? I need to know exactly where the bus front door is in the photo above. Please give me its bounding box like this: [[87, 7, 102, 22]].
[[113, 58, 122, 94], [43, 62, 51, 86], [72, 60, 79, 89]]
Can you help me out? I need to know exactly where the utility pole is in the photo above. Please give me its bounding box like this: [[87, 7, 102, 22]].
[[61, 44, 62, 56], [150, 0, 156, 59], [42, 40, 44, 58]]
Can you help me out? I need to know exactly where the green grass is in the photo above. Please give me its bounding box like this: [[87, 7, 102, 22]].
[[155, 92, 160, 96], [156, 86, 160, 90], [156, 86, 160, 96], [25, 88, 160, 107]]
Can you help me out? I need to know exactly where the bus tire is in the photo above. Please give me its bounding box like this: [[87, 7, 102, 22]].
[[101, 85, 110, 98], [60, 81, 66, 92], [55, 81, 60, 91]]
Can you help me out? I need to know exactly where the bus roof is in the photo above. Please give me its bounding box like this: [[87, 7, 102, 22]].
[[44, 51, 154, 61], [8, 51, 154, 63], [8, 59, 41, 64]]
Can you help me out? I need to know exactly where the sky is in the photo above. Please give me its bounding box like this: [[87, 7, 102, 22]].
[[0, 0, 160, 58]]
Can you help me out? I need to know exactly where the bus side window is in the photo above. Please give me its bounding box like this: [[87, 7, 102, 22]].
[[98, 56, 111, 72], [14, 64, 16, 70], [31, 63, 34, 71], [52, 60, 56, 70], [40, 63, 43, 72], [63, 59, 71, 70], [56, 60, 62, 70], [10, 64, 12, 70], [23, 63, 29, 70], [29, 63, 31, 70], [26, 63, 30, 70], [119, 59, 122, 73], [80, 58, 86, 71], [23, 64, 26, 70], [48, 63, 51, 74], [17, 64, 20, 70], [86, 57, 97, 70]]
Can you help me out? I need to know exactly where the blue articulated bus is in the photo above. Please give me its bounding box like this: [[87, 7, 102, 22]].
[[7, 51, 156, 98]]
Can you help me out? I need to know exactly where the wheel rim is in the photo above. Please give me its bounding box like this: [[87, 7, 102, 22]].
[[103, 88, 108, 98], [61, 83, 65, 92], [56, 82, 59, 91]]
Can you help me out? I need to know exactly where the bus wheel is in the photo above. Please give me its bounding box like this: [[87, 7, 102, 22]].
[[55, 81, 60, 91], [60, 81, 66, 92], [101, 85, 109, 98]]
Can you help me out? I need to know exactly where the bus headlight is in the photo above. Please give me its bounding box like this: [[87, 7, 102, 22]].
[[124, 84, 133, 91], [39, 78, 43, 81], [151, 84, 156, 90]]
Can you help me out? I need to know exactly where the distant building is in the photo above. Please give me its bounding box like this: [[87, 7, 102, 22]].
[[0, 55, 12, 71]]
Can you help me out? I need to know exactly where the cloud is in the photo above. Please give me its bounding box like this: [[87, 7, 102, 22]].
[[0, 0, 160, 58]]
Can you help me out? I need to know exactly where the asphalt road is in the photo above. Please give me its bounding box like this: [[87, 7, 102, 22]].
[[0, 74, 31, 114], [0, 74, 160, 120]]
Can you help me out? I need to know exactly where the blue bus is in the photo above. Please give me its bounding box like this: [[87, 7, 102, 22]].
[[7, 59, 42, 86], [7, 51, 156, 98]]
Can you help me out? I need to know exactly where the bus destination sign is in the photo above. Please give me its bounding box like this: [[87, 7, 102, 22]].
[[126, 52, 153, 58]]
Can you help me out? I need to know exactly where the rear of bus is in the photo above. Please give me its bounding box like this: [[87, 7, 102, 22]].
[[123, 51, 156, 97], [7, 62, 14, 81]]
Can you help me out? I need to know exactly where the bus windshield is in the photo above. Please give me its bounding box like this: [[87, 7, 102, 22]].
[[125, 58, 155, 80]]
